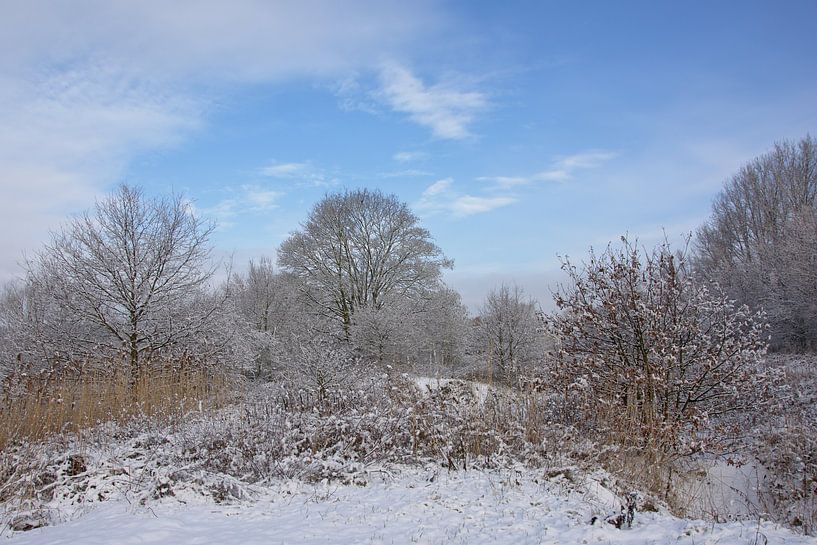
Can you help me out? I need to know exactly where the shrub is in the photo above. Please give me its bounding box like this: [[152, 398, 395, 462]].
[[547, 237, 769, 465]]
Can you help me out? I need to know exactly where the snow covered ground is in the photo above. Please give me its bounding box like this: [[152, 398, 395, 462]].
[[412, 376, 493, 404], [4, 466, 813, 545]]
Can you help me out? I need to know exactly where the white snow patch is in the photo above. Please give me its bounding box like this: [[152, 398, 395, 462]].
[[676, 457, 767, 521], [4, 467, 813, 545], [412, 376, 493, 404]]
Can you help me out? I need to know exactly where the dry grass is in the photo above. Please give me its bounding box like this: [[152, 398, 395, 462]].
[[0, 359, 229, 450]]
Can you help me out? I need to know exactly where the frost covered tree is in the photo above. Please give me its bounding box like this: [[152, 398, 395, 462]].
[[349, 287, 469, 372], [412, 287, 471, 372], [231, 257, 282, 335], [548, 237, 769, 455], [22, 184, 218, 392], [478, 284, 543, 383], [0, 278, 67, 370], [230, 258, 298, 342], [0, 279, 60, 379], [228, 258, 301, 377], [695, 135, 817, 351], [278, 189, 452, 336], [349, 299, 411, 365], [279, 315, 364, 400]]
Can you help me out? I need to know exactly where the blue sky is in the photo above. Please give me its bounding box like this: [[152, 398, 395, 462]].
[[1, 1, 815, 309]]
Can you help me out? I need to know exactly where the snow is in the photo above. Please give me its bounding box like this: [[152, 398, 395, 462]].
[[412, 376, 493, 403], [5, 466, 814, 545], [677, 458, 766, 521]]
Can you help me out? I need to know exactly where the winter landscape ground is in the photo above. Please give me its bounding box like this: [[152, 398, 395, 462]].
[[2, 3, 816, 544], [1, 372, 816, 544], [5, 466, 815, 545]]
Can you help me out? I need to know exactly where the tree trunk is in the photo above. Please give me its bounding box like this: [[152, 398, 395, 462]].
[[128, 333, 140, 402]]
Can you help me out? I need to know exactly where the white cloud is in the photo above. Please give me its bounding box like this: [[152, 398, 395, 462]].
[[423, 178, 453, 197], [481, 150, 617, 188], [0, 2, 432, 82], [258, 161, 337, 187], [393, 150, 428, 163], [487, 176, 531, 188], [243, 186, 283, 209], [379, 169, 434, 178], [417, 178, 515, 218], [0, 1, 435, 280], [378, 63, 487, 139], [0, 63, 202, 279], [259, 162, 310, 178], [556, 151, 617, 170], [332, 74, 382, 114], [202, 184, 283, 230], [451, 195, 516, 216]]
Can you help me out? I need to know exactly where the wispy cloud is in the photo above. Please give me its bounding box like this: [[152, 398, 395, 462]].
[[259, 161, 337, 187], [481, 150, 617, 188], [378, 63, 487, 139], [557, 151, 618, 170], [450, 195, 516, 216], [332, 74, 382, 114], [0, 1, 435, 279], [423, 178, 453, 197], [259, 162, 310, 178], [417, 178, 515, 218], [379, 169, 434, 178], [393, 150, 428, 163], [243, 186, 283, 209], [202, 184, 284, 229], [0, 62, 202, 278]]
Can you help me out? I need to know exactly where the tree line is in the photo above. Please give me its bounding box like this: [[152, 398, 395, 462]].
[[0, 185, 545, 392], [695, 135, 817, 351], [0, 134, 813, 398]]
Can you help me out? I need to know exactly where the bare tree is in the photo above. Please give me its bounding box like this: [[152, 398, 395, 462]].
[[548, 237, 769, 456], [349, 299, 411, 365], [25, 184, 217, 392], [230, 257, 301, 336], [228, 258, 305, 378], [478, 284, 543, 383], [1, 259, 95, 375], [279, 315, 364, 400], [278, 189, 452, 335], [695, 135, 817, 350], [348, 286, 470, 373], [412, 287, 471, 373]]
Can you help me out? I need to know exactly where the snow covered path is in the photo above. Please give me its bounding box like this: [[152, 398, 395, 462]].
[[5, 468, 814, 545]]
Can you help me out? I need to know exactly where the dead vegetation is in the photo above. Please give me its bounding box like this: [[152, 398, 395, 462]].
[[0, 357, 229, 451], [0, 359, 814, 536]]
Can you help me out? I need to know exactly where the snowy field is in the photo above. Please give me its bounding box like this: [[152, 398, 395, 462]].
[[4, 466, 813, 545]]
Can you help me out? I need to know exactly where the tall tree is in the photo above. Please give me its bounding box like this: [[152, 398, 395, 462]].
[[227, 258, 304, 378], [348, 286, 470, 371], [25, 184, 217, 391], [230, 257, 297, 336], [412, 287, 471, 372], [479, 284, 543, 382], [278, 189, 452, 335], [695, 135, 817, 350]]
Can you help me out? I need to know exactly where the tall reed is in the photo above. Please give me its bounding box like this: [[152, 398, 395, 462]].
[[0, 359, 228, 450]]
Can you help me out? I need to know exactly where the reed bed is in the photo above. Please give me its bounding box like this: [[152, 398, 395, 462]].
[[0, 359, 228, 450]]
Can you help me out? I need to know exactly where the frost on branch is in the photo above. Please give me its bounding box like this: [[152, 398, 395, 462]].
[[547, 236, 770, 460]]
